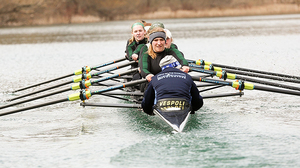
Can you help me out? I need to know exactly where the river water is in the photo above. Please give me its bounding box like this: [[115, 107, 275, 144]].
[[0, 14, 300, 167]]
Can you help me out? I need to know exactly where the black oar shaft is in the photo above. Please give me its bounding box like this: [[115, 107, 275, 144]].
[[8, 63, 136, 102], [254, 85, 300, 96], [199, 85, 225, 93], [213, 63, 300, 79], [12, 57, 126, 93], [8, 80, 72, 102], [92, 68, 138, 84], [196, 83, 218, 87], [0, 98, 69, 117], [101, 93, 140, 103], [92, 61, 135, 77], [81, 102, 142, 108], [222, 68, 300, 83], [202, 92, 244, 99], [12, 73, 73, 93], [0, 88, 70, 110], [80, 92, 244, 108], [92, 79, 147, 95], [192, 76, 300, 96], [92, 57, 126, 70], [191, 67, 300, 91], [105, 91, 144, 96], [238, 75, 300, 91], [188, 59, 300, 79], [190, 63, 300, 84]]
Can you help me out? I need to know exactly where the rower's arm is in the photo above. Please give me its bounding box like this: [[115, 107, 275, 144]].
[[190, 81, 204, 112], [141, 82, 155, 115]]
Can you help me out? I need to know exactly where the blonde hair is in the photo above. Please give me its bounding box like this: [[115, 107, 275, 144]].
[[147, 27, 165, 59], [128, 20, 148, 45]]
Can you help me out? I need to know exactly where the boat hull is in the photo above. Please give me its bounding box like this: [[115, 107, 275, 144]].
[[153, 98, 191, 133], [153, 109, 191, 133]]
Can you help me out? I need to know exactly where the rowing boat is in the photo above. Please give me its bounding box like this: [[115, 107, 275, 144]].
[[1, 57, 300, 133]]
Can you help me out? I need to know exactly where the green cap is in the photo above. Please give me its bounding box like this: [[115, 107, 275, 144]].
[[149, 21, 165, 30]]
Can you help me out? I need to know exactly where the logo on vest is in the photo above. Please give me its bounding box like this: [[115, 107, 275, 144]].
[[158, 100, 186, 111], [157, 72, 186, 80]]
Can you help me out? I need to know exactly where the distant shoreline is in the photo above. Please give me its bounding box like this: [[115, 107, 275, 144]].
[[125, 4, 300, 20], [1, 4, 299, 27]]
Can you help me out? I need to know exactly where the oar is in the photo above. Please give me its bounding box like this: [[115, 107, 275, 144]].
[[199, 85, 225, 93], [202, 92, 244, 99], [189, 63, 300, 84], [0, 68, 138, 110], [188, 59, 300, 80], [7, 61, 136, 102], [101, 93, 141, 103], [12, 57, 126, 93], [0, 79, 147, 117], [81, 102, 142, 108], [190, 67, 300, 91], [196, 83, 218, 87], [80, 92, 244, 108], [105, 90, 144, 96], [192, 76, 300, 96]]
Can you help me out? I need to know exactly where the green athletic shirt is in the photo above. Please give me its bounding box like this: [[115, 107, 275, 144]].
[[125, 38, 147, 60], [139, 45, 188, 78]]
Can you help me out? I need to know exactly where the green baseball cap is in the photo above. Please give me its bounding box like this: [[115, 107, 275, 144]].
[[149, 21, 165, 30]]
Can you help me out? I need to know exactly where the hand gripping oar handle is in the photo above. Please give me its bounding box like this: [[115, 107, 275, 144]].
[[11, 57, 127, 93]]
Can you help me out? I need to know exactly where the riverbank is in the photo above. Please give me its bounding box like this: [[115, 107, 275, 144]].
[[126, 4, 300, 20], [1, 2, 300, 27]]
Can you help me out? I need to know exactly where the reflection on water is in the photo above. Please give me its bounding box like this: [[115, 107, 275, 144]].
[[1, 14, 300, 44]]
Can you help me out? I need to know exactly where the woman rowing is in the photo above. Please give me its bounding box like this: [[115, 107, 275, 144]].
[[139, 27, 190, 82], [132, 22, 179, 58], [125, 20, 150, 84], [125, 20, 149, 64]]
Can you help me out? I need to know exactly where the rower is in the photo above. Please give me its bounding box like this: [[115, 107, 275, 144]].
[[141, 55, 203, 115], [139, 27, 189, 83], [125, 20, 150, 89]]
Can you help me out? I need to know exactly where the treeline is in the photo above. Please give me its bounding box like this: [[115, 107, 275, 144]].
[[1, 0, 300, 27]]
